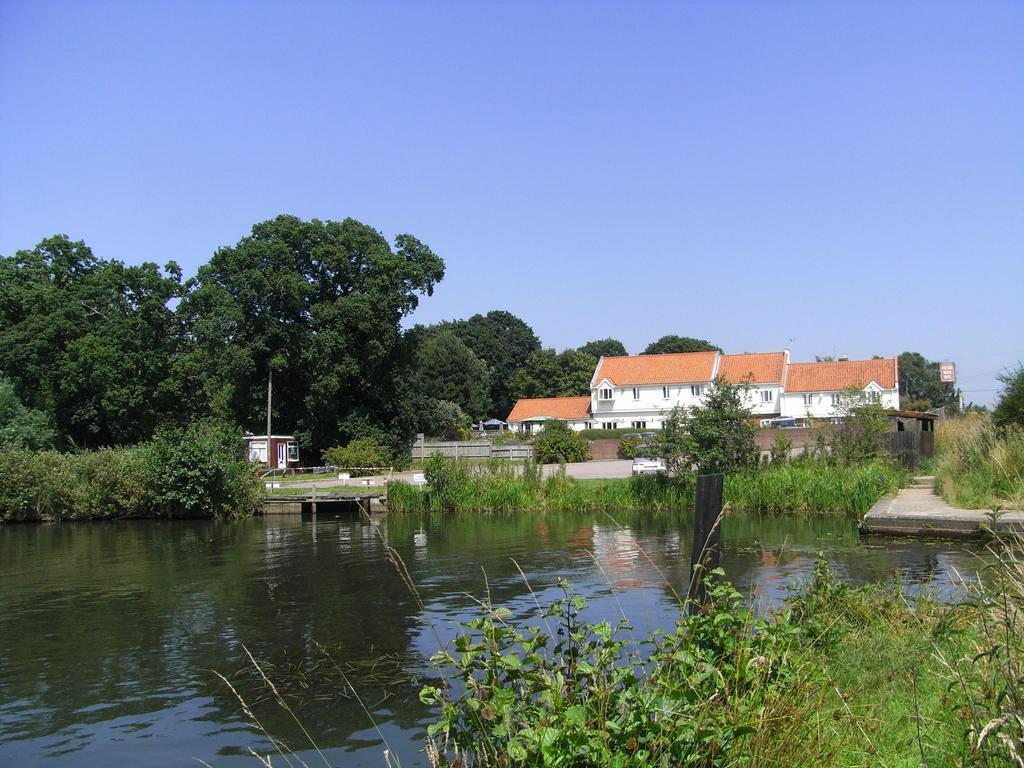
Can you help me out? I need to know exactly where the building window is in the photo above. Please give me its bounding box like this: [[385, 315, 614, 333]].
[[760, 390, 773, 403], [631, 420, 647, 430], [831, 393, 841, 406], [691, 385, 704, 397], [865, 391, 880, 404], [599, 387, 613, 400], [602, 421, 616, 430], [662, 386, 671, 398], [803, 393, 814, 407], [632, 387, 640, 400]]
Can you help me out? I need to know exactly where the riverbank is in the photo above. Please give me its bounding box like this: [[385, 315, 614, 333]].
[[385, 458, 905, 517], [0, 422, 261, 522], [420, 541, 1020, 767]]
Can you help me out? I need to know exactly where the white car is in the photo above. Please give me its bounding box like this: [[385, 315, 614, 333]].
[[631, 457, 667, 476]]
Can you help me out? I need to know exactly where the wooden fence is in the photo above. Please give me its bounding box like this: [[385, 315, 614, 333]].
[[885, 430, 935, 468], [411, 437, 533, 461]]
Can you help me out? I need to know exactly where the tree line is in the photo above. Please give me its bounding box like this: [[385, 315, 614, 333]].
[[0, 214, 723, 459]]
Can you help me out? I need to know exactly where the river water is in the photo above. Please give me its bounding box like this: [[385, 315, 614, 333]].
[[0, 510, 987, 767]]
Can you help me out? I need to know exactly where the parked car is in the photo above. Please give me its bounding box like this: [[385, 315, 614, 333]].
[[632, 456, 667, 476], [768, 417, 805, 429]]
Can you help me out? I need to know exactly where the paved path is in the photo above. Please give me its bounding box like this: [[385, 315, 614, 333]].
[[268, 459, 635, 493], [860, 476, 1024, 538]]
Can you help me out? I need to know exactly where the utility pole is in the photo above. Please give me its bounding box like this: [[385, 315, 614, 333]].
[[266, 366, 273, 470]]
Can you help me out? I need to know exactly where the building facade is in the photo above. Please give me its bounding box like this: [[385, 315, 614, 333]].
[[506, 350, 899, 433]]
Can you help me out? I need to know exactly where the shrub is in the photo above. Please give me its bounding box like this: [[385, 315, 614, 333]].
[[618, 436, 642, 459], [144, 421, 261, 519], [322, 437, 394, 476], [534, 421, 589, 464], [0, 421, 260, 522]]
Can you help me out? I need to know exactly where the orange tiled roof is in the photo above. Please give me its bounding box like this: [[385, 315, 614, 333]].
[[593, 351, 718, 386], [507, 396, 592, 422], [717, 352, 787, 384], [784, 358, 898, 393]]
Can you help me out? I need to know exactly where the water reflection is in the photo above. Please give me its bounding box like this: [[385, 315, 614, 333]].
[[0, 510, 987, 767]]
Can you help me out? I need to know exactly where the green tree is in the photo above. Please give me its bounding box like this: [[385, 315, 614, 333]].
[[994, 365, 1024, 427], [178, 215, 444, 458], [0, 378, 57, 449], [534, 420, 590, 464], [830, 388, 890, 464], [578, 338, 627, 359], [656, 379, 756, 475], [419, 399, 471, 440], [0, 235, 185, 447], [438, 311, 540, 417], [415, 331, 490, 419], [509, 348, 596, 401], [644, 335, 721, 355], [898, 351, 960, 411]]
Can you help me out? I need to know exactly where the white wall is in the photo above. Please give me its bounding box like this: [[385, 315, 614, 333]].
[[780, 387, 899, 418]]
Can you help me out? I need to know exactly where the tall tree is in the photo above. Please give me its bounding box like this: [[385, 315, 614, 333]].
[[414, 331, 490, 419], [0, 235, 185, 446], [426, 310, 540, 417], [0, 378, 57, 449], [644, 335, 721, 355], [897, 351, 960, 411], [178, 215, 444, 456], [578, 338, 627, 359], [508, 349, 596, 403], [994, 365, 1024, 427]]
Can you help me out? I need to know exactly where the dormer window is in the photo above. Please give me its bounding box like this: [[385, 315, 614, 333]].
[[599, 387, 613, 400], [865, 391, 880, 404]]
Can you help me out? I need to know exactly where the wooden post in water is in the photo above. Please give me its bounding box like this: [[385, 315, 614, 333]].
[[687, 473, 724, 615]]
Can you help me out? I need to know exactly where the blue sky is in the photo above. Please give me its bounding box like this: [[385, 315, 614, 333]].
[[1, 1, 1021, 404]]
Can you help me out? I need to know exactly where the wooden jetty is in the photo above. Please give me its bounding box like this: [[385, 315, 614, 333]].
[[261, 491, 385, 515], [860, 476, 1024, 538]]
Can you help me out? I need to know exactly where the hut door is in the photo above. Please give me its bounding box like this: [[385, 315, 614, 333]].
[[277, 442, 287, 468]]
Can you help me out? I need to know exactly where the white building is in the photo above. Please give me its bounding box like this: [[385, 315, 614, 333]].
[[506, 350, 899, 433], [780, 358, 900, 419]]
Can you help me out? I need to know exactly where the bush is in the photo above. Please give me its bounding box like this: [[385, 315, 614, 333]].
[[0, 421, 260, 522], [144, 421, 261, 519], [618, 436, 642, 459], [534, 421, 590, 464], [322, 437, 394, 476]]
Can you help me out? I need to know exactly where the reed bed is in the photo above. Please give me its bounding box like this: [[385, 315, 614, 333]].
[[724, 459, 904, 517], [386, 458, 902, 517], [936, 413, 1024, 509]]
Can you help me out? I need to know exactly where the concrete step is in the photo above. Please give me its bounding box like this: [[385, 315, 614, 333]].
[[912, 475, 936, 488]]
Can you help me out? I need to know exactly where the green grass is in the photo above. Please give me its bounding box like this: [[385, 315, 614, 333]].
[[936, 414, 1024, 509]]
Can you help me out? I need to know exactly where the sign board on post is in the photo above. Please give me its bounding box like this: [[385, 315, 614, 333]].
[[939, 362, 956, 384]]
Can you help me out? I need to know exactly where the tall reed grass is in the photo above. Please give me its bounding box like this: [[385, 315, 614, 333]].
[[724, 459, 904, 517], [386, 457, 902, 517], [936, 413, 1024, 509]]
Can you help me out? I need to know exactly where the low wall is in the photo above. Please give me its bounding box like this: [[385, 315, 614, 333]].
[[411, 437, 533, 460], [588, 439, 622, 461]]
